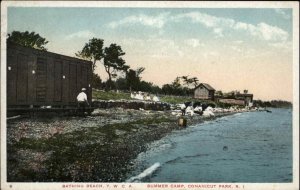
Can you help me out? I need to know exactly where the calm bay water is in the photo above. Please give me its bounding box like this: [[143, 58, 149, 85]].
[[128, 108, 293, 182]]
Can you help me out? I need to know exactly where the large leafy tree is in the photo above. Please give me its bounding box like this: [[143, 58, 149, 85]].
[[126, 67, 145, 91], [92, 73, 102, 89], [7, 31, 49, 50], [76, 38, 104, 72], [104, 44, 129, 89]]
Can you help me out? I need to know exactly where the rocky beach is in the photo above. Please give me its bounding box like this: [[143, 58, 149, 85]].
[[7, 106, 246, 182]]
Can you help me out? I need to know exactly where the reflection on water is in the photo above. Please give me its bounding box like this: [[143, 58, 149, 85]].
[[128, 108, 293, 182]]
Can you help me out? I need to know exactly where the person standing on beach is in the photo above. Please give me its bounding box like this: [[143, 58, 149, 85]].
[[77, 88, 89, 116], [180, 104, 186, 116]]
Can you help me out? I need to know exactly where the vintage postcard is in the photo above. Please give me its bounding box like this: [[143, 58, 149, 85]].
[[1, 1, 299, 190]]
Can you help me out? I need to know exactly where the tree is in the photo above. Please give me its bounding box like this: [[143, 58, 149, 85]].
[[189, 77, 199, 88], [7, 31, 48, 50], [181, 76, 189, 87], [215, 90, 223, 97], [115, 78, 127, 90], [140, 81, 161, 93], [126, 67, 145, 91], [76, 38, 104, 72], [136, 67, 145, 77], [104, 44, 129, 89], [150, 85, 162, 94], [162, 84, 173, 95], [126, 69, 139, 91], [92, 73, 102, 89], [181, 76, 199, 88], [161, 76, 197, 96], [172, 77, 182, 89]]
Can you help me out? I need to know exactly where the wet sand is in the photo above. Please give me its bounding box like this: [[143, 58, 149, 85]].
[[7, 108, 236, 182]]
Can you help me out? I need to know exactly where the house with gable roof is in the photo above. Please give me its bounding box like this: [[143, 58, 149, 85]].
[[194, 83, 215, 100]]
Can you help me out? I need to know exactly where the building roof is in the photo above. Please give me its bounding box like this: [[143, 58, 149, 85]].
[[236, 93, 253, 97], [196, 83, 215, 91]]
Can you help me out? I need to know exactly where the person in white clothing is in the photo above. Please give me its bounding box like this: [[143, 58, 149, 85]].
[[77, 89, 88, 102], [130, 92, 135, 99], [145, 93, 151, 101], [135, 92, 144, 100], [77, 88, 89, 115]]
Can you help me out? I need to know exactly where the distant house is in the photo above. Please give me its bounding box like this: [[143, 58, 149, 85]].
[[216, 93, 254, 106], [194, 83, 215, 100], [217, 98, 245, 106], [236, 93, 254, 106]]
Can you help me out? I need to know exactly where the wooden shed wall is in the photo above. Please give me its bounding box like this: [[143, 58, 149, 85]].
[[7, 43, 92, 108], [194, 86, 210, 99]]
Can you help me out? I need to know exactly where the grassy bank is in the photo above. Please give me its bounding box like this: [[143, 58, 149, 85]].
[[92, 90, 131, 100], [92, 90, 216, 105]]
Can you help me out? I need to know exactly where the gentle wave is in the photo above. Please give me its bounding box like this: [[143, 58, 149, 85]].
[[166, 154, 210, 164], [126, 162, 161, 182], [157, 143, 172, 150]]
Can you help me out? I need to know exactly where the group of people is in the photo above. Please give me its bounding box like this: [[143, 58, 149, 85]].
[[130, 91, 160, 102], [176, 102, 215, 117]]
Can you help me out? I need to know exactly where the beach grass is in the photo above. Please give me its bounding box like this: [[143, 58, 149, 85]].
[[92, 90, 131, 100], [92, 90, 218, 105]]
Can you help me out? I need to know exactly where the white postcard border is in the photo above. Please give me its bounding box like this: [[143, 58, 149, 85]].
[[1, 1, 299, 190]]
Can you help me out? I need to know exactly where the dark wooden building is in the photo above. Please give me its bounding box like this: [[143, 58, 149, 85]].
[[194, 83, 215, 100], [7, 43, 93, 110]]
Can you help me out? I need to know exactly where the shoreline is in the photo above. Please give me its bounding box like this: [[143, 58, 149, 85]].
[[6, 108, 248, 182]]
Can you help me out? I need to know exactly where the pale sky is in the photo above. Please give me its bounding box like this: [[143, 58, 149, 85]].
[[6, 6, 294, 101]]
